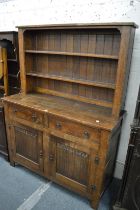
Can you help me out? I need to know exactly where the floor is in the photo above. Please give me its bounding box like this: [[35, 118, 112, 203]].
[[0, 155, 120, 210]]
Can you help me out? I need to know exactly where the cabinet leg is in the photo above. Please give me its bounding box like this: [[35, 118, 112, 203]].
[[90, 199, 99, 210]]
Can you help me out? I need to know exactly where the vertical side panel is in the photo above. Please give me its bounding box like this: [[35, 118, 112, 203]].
[[18, 29, 26, 93], [91, 130, 110, 209], [112, 27, 134, 116]]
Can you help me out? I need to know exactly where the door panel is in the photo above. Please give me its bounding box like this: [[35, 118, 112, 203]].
[[56, 141, 89, 185], [11, 122, 43, 172], [48, 135, 97, 195]]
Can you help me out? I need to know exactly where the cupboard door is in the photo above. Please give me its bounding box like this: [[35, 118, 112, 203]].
[[47, 135, 97, 196], [10, 122, 43, 172]]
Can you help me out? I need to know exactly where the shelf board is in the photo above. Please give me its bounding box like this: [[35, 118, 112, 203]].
[[26, 72, 115, 89], [25, 50, 118, 60]]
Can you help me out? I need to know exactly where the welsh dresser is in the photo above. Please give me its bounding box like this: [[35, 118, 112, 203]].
[[0, 31, 20, 156], [3, 23, 137, 209]]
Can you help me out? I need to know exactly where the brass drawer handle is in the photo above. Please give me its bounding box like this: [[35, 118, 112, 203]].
[[83, 131, 90, 139], [49, 154, 54, 161], [39, 151, 43, 157], [32, 113, 37, 122], [56, 122, 62, 129]]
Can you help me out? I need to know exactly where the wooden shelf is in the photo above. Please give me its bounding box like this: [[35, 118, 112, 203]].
[[25, 50, 118, 60], [26, 72, 115, 89]]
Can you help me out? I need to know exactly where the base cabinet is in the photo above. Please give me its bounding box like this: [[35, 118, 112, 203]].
[[4, 100, 122, 209], [8, 121, 98, 200]]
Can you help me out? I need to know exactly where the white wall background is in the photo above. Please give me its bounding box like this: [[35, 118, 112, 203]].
[[0, 0, 140, 178]]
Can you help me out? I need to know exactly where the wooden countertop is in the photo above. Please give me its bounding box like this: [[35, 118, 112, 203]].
[[3, 93, 122, 131]]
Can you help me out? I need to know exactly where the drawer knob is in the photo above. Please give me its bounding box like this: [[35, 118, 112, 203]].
[[83, 131, 90, 139], [8, 124, 11, 128], [32, 114, 37, 122], [13, 108, 17, 113], [56, 122, 62, 129]]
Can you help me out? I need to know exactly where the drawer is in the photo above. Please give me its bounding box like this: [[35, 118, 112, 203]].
[[9, 104, 46, 126], [49, 116, 100, 142]]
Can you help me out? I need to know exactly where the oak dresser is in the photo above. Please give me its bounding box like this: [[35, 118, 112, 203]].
[[3, 23, 137, 209]]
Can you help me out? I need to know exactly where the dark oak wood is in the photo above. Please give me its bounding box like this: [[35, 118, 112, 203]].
[[3, 23, 137, 209]]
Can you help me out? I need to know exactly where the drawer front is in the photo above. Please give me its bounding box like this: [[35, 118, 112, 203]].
[[9, 104, 45, 126], [49, 116, 100, 143]]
